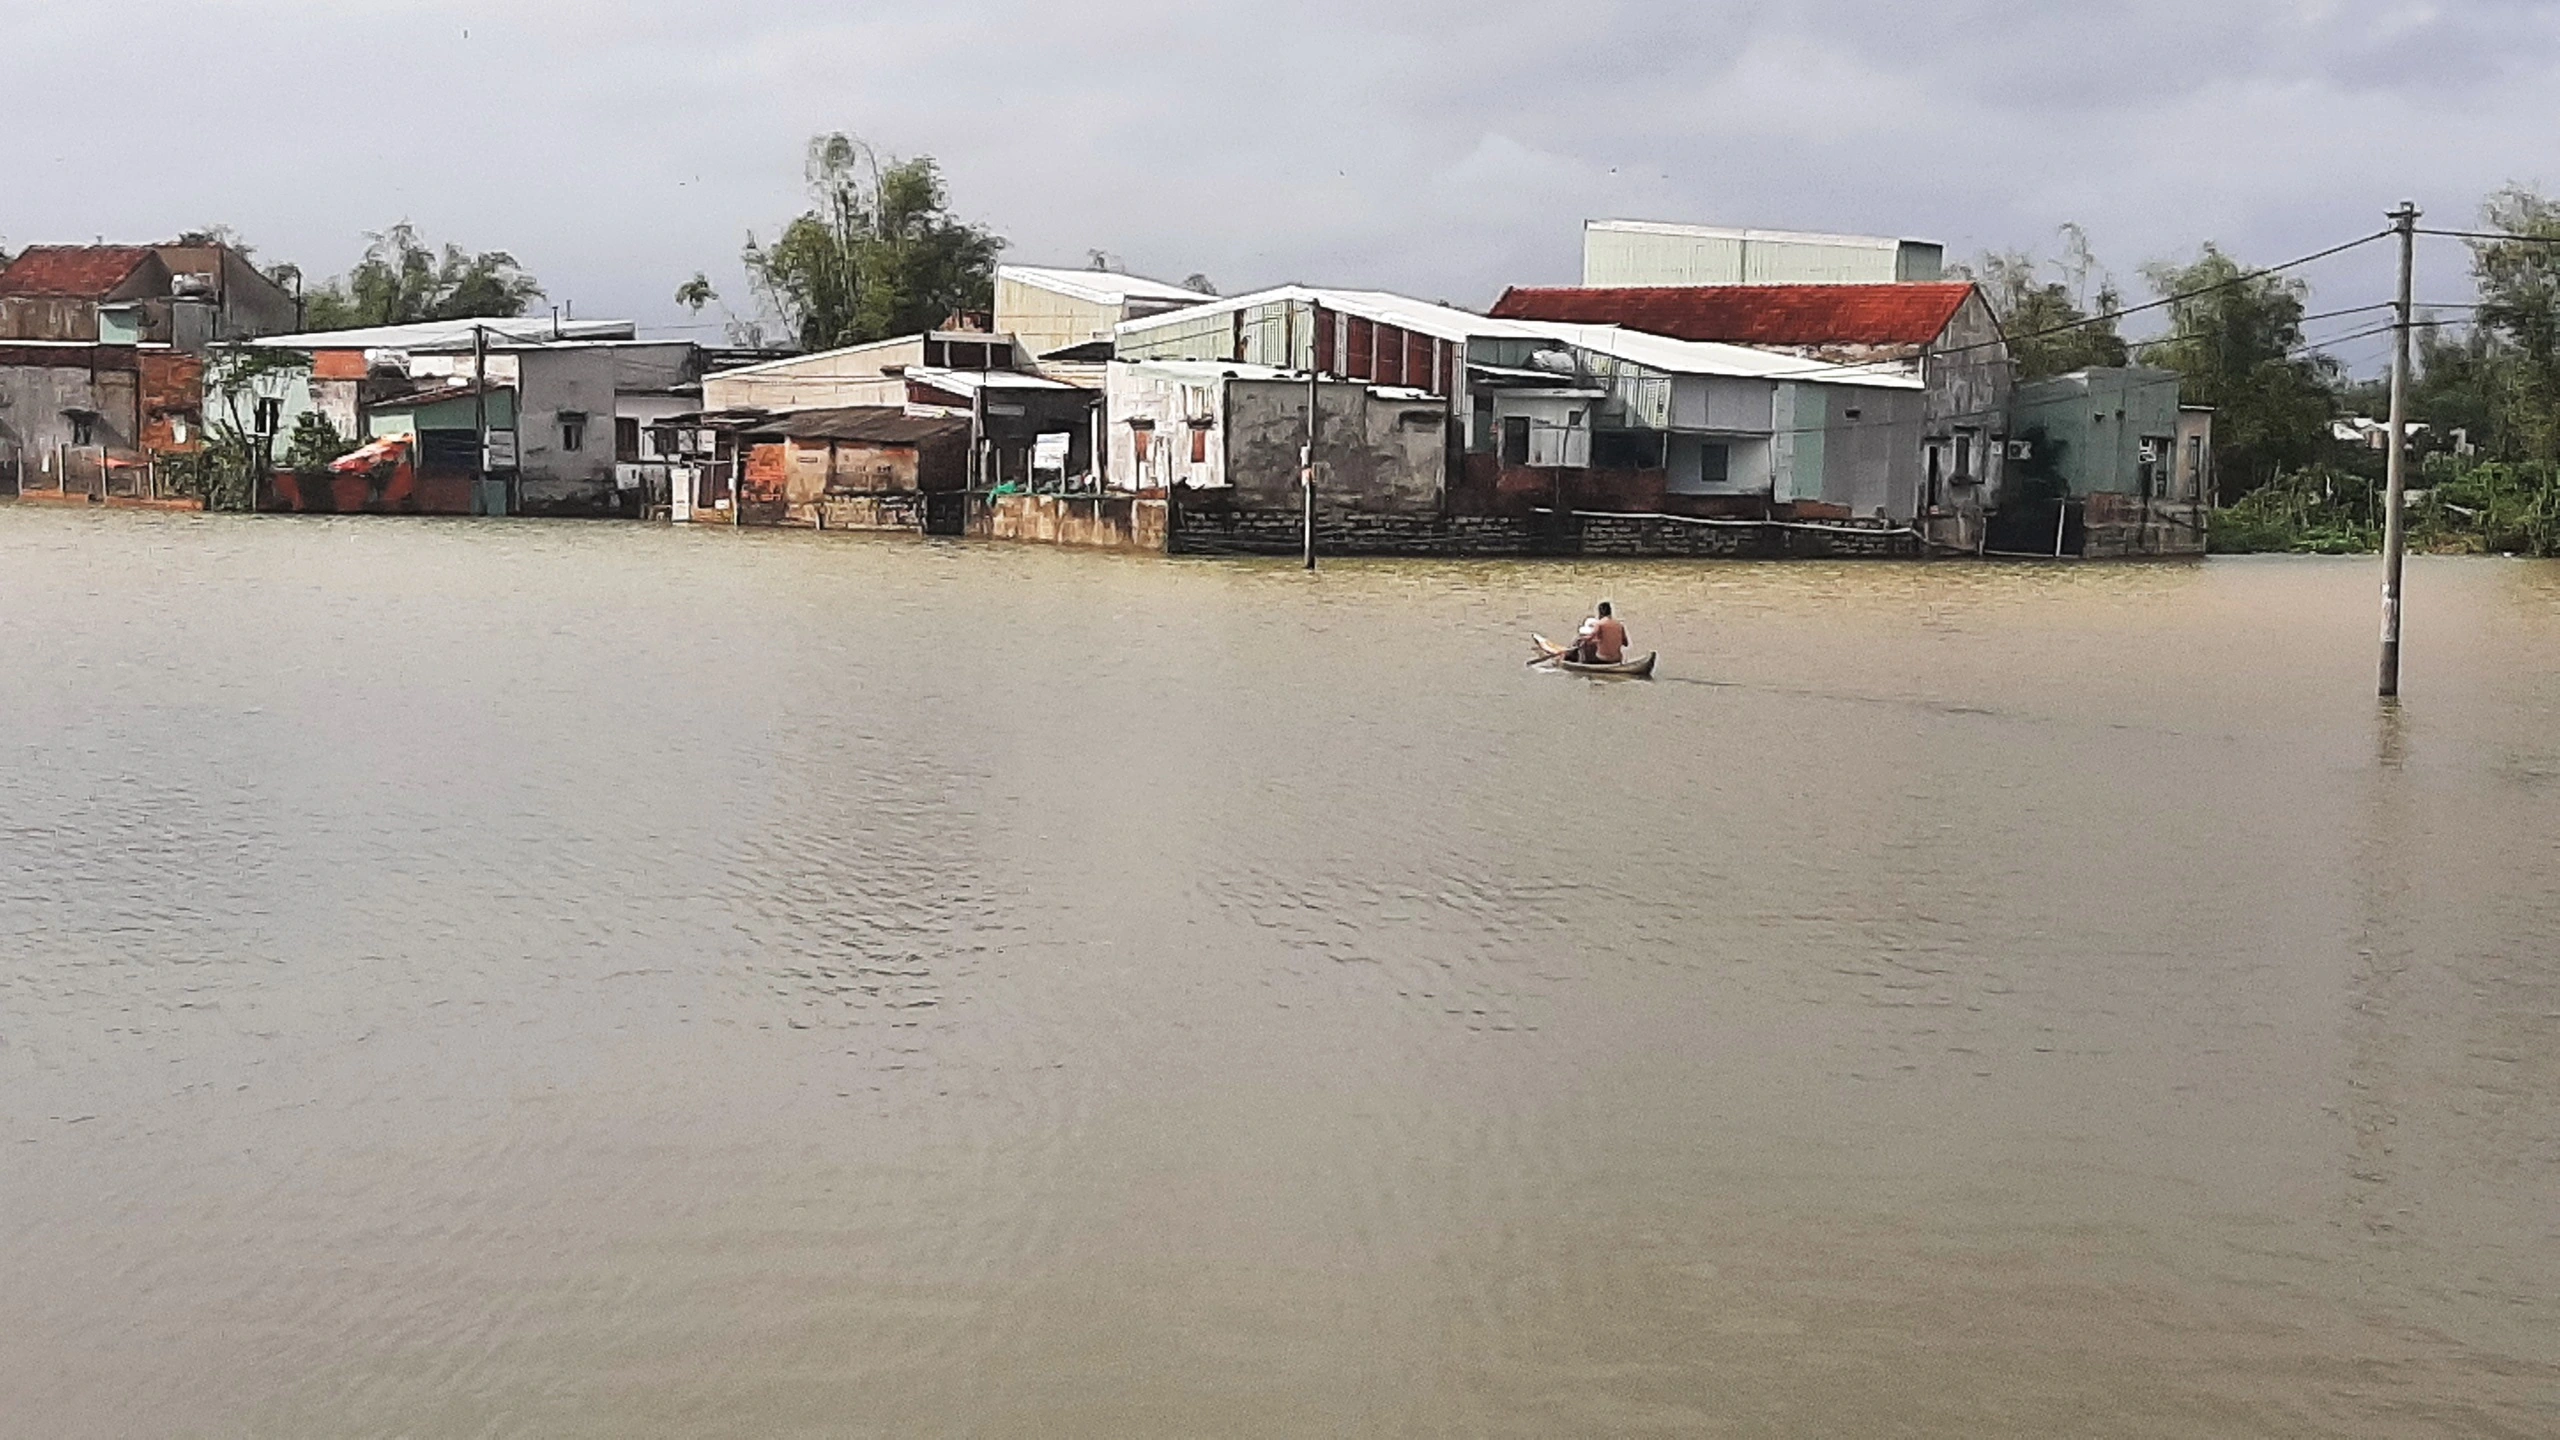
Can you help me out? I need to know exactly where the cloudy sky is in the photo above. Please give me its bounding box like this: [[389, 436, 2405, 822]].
[[7, 1, 2552, 369]]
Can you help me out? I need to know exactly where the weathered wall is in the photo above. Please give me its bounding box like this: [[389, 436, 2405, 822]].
[[973, 493, 1167, 550], [2080, 492, 2208, 557], [1169, 499, 1919, 559], [1224, 377, 1446, 513], [140, 351, 203, 451], [0, 348, 143, 484], [513, 349, 619, 515], [0, 297, 102, 341], [2009, 367, 2184, 500]]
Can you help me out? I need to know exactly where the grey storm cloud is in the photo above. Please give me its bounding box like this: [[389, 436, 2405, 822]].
[[2, 0, 2551, 361]]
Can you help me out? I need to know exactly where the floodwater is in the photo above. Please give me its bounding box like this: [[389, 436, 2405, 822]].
[[2, 507, 2556, 1438]]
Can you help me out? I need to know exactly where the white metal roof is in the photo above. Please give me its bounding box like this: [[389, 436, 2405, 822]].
[[1114, 284, 1556, 346], [1111, 284, 1918, 388], [704, 334, 921, 379], [904, 365, 1081, 393], [1115, 358, 1301, 383], [1584, 219, 1939, 250], [1529, 323, 1925, 389], [248, 317, 636, 350], [1000, 265, 1212, 308]]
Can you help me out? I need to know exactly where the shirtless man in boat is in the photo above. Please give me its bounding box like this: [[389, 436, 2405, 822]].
[[1569, 601, 1628, 664]]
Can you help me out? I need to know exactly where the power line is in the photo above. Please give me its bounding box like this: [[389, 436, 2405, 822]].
[[1751, 228, 2396, 382], [2416, 227, 2560, 243]]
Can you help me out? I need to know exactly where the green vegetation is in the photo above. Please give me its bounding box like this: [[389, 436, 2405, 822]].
[[1957, 226, 2129, 381], [301, 222, 542, 329], [742, 132, 1004, 350], [1974, 188, 2560, 557]]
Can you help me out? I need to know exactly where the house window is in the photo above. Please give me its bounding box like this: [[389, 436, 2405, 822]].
[[70, 414, 95, 446], [1592, 430, 1665, 471], [1190, 426, 1209, 464], [1500, 416, 1531, 466], [616, 416, 640, 462], [560, 412, 586, 452], [1953, 431, 1974, 482], [1698, 441, 1729, 485], [254, 397, 282, 436]]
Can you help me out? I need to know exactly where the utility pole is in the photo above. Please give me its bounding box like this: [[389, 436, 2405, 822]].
[[473, 323, 491, 516], [1302, 368, 1319, 571], [2378, 200, 2418, 698]]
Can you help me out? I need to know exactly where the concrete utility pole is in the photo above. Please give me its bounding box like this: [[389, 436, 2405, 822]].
[[473, 323, 491, 516], [1302, 368, 1319, 571], [2378, 201, 2419, 698]]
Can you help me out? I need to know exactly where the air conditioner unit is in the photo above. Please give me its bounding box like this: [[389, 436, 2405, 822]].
[[171, 272, 217, 299], [2005, 439, 2032, 460]]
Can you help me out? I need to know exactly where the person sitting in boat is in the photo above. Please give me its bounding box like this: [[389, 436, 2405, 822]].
[[1570, 602, 1628, 665]]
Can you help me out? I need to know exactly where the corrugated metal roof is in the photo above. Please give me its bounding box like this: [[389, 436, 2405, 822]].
[[1113, 285, 1556, 346], [1000, 265, 1212, 307], [1532, 324, 1923, 389], [1583, 220, 1937, 250], [1488, 284, 1977, 347], [759, 406, 970, 443], [904, 366, 1082, 393], [250, 317, 636, 350], [369, 380, 513, 410], [0, 245, 158, 299]]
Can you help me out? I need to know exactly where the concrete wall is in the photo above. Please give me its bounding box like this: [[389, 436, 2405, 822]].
[[1168, 502, 1917, 559], [1224, 377, 1446, 514], [973, 492, 1167, 550], [511, 349, 618, 514], [0, 349, 143, 485]]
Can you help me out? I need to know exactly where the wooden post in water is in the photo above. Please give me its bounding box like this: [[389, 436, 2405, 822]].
[[2379, 201, 2418, 698]]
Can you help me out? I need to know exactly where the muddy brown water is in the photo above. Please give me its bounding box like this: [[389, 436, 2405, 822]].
[[3, 506, 2556, 1437]]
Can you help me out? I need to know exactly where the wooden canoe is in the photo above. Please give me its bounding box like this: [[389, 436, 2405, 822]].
[[1530, 634, 1657, 679]]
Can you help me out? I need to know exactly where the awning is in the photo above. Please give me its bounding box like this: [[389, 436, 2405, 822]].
[[329, 434, 413, 473]]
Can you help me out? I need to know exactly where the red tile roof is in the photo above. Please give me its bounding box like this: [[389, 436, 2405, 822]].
[[0, 245, 159, 299], [1488, 282, 1978, 347]]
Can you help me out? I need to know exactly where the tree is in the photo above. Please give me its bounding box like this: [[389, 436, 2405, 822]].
[[302, 222, 542, 329], [2470, 185, 2560, 464], [742, 132, 1004, 350], [1954, 225, 2129, 381], [1182, 272, 1219, 297], [2140, 245, 2337, 497], [675, 272, 717, 316], [2409, 318, 2500, 455]]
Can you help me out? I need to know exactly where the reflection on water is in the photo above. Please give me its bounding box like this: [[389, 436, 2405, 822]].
[[3, 507, 2557, 1437]]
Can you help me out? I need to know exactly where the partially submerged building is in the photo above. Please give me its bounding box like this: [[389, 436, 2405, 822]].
[[730, 405, 973, 533], [233, 318, 701, 516], [1111, 284, 1964, 556], [2003, 367, 2212, 556], [0, 241, 294, 502], [1489, 282, 2012, 549]]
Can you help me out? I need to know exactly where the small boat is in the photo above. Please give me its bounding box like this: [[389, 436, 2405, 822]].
[[1530, 634, 1657, 679]]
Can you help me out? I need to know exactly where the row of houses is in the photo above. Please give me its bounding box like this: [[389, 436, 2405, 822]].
[[0, 221, 2215, 557]]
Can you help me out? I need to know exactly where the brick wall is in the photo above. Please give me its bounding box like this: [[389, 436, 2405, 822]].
[[1168, 502, 1919, 559]]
